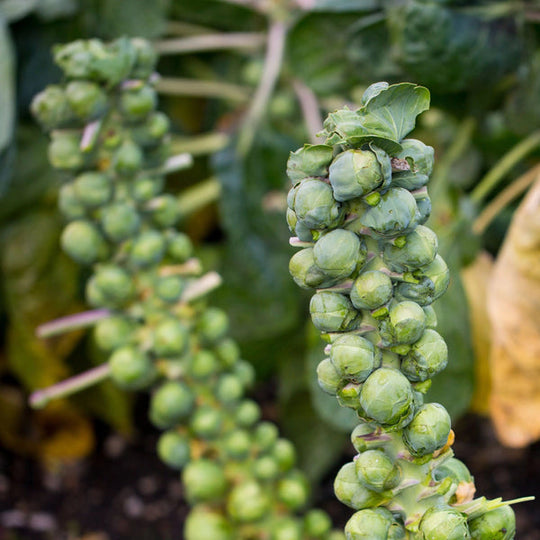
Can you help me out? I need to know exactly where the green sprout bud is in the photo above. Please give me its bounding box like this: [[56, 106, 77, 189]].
[[113, 140, 143, 176], [132, 112, 170, 147], [401, 329, 448, 382], [190, 405, 223, 439], [295, 220, 316, 242], [469, 505, 515, 540], [100, 202, 141, 242], [214, 338, 240, 368], [337, 382, 362, 409], [216, 374, 243, 404], [182, 459, 227, 503], [330, 334, 378, 382], [48, 131, 85, 171], [233, 360, 255, 388], [152, 318, 189, 357], [313, 229, 367, 280], [61, 220, 107, 265], [157, 430, 190, 469], [184, 508, 233, 540], [198, 307, 229, 344], [31, 85, 73, 130], [272, 438, 296, 471], [132, 175, 165, 202], [381, 301, 426, 346], [350, 421, 384, 453], [91, 265, 134, 307], [59, 184, 86, 219], [148, 195, 180, 228], [350, 271, 393, 311], [286, 208, 298, 234], [289, 248, 337, 290], [382, 226, 438, 273], [227, 481, 270, 523], [73, 172, 113, 208], [129, 230, 166, 267], [120, 85, 157, 121], [304, 509, 332, 537], [334, 462, 383, 510], [94, 315, 134, 351], [65, 81, 108, 121], [224, 429, 251, 460], [423, 305, 437, 328], [310, 291, 359, 332], [292, 179, 344, 230], [391, 139, 434, 191], [167, 232, 193, 262], [359, 188, 417, 238], [149, 381, 195, 428], [253, 455, 279, 481], [329, 149, 386, 202], [359, 368, 414, 427], [403, 403, 451, 456], [109, 346, 155, 389], [345, 508, 405, 540], [354, 449, 401, 492], [433, 457, 473, 485], [234, 400, 261, 428], [272, 518, 302, 540], [278, 471, 310, 510], [414, 192, 432, 226], [155, 275, 185, 303], [189, 350, 219, 379], [131, 38, 158, 79], [254, 421, 279, 451], [287, 143, 333, 183], [419, 507, 471, 540], [317, 358, 342, 395]]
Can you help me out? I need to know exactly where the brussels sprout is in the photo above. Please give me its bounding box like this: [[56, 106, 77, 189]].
[[286, 144, 334, 183], [120, 85, 157, 121], [359, 188, 417, 238], [152, 318, 189, 357], [310, 291, 359, 332], [401, 329, 448, 382], [65, 81, 108, 121], [190, 405, 223, 439], [272, 438, 296, 471], [380, 301, 426, 346], [149, 380, 195, 428], [113, 140, 143, 176], [227, 481, 270, 523], [94, 315, 134, 351], [271, 518, 302, 540], [289, 248, 337, 290], [131, 38, 158, 79], [147, 195, 180, 228], [224, 429, 251, 460], [48, 131, 86, 171], [295, 220, 316, 242], [391, 139, 434, 191], [109, 346, 155, 389], [350, 421, 378, 453], [382, 226, 438, 273], [292, 178, 344, 230], [182, 459, 227, 503], [254, 421, 279, 451], [91, 265, 134, 307], [129, 230, 166, 267], [334, 462, 383, 510], [317, 358, 342, 395], [468, 505, 515, 540], [330, 334, 378, 382], [337, 382, 362, 409], [403, 403, 451, 456], [286, 208, 298, 234], [419, 507, 471, 540], [313, 229, 367, 280], [354, 449, 401, 492], [184, 508, 233, 540], [216, 374, 243, 404], [167, 232, 193, 262], [155, 275, 185, 303], [345, 508, 405, 540], [278, 471, 310, 510], [253, 455, 279, 481], [31, 85, 73, 130], [234, 400, 261, 428], [414, 191, 432, 226], [214, 338, 240, 368], [198, 307, 229, 344], [132, 111, 170, 147], [59, 184, 86, 220], [329, 148, 386, 202], [73, 172, 113, 208], [359, 368, 414, 427], [132, 175, 165, 202], [61, 220, 107, 265], [423, 305, 437, 328], [350, 271, 393, 311], [233, 360, 255, 388], [157, 430, 190, 469], [433, 457, 473, 485], [100, 202, 141, 242], [304, 509, 332, 537]]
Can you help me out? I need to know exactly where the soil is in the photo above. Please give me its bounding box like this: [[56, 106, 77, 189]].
[[1, 407, 539, 540]]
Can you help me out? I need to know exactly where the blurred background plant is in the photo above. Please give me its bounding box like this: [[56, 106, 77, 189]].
[[1, 0, 540, 536]]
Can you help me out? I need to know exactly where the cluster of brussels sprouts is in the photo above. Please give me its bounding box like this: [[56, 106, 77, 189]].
[[286, 82, 518, 539], [32, 37, 345, 540]]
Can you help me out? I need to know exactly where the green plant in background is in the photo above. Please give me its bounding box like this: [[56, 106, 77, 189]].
[[285, 81, 533, 539], [30, 37, 345, 540]]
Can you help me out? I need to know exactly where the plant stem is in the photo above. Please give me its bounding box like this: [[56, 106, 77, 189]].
[[170, 132, 230, 156], [29, 364, 111, 409], [177, 177, 221, 219], [292, 79, 323, 144], [181, 271, 223, 303], [473, 163, 540, 234], [237, 19, 288, 156], [36, 309, 111, 338], [155, 32, 265, 55], [160, 153, 194, 174], [155, 77, 251, 102], [159, 258, 203, 277], [165, 20, 216, 36], [470, 130, 540, 203]]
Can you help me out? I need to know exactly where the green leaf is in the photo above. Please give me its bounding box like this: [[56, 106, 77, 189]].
[[0, 15, 14, 153]]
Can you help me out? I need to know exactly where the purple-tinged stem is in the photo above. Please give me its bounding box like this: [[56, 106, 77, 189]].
[[36, 309, 111, 338]]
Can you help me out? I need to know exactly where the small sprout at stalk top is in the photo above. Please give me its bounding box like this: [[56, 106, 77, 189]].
[[403, 402, 451, 456], [391, 139, 434, 191], [286, 143, 334, 183]]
